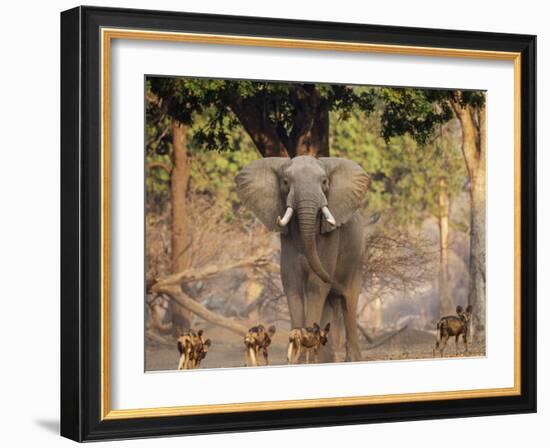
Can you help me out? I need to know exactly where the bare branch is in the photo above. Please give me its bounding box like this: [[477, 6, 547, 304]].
[[152, 253, 279, 290], [363, 325, 408, 351], [156, 284, 249, 337], [362, 227, 436, 300], [357, 323, 374, 344]]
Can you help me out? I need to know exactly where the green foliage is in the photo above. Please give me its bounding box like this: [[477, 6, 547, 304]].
[[148, 76, 376, 152], [146, 76, 377, 219], [188, 122, 260, 218], [331, 110, 467, 227], [375, 87, 485, 145], [145, 80, 172, 213], [146, 78, 472, 230], [145, 78, 261, 219]]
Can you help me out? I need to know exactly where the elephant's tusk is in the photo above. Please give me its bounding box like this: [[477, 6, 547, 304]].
[[277, 207, 294, 227], [321, 206, 336, 226]]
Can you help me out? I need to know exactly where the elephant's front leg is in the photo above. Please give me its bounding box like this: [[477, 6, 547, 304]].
[[286, 293, 305, 330], [304, 274, 330, 327], [281, 240, 306, 329], [321, 296, 343, 361], [305, 274, 333, 362], [342, 284, 362, 362]]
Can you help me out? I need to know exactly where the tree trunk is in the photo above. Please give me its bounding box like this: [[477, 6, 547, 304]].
[[437, 179, 454, 316], [229, 84, 329, 159], [468, 161, 486, 340], [451, 100, 486, 339], [291, 85, 330, 157], [294, 96, 329, 157], [230, 96, 289, 157], [170, 119, 193, 333]]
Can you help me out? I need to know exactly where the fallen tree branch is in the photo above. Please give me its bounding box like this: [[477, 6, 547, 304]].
[[153, 253, 279, 289], [357, 324, 374, 344], [155, 284, 249, 337], [363, 325, 408, 351]]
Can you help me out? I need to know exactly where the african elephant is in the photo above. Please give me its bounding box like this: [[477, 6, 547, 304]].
[[236, 155, 370, 362]]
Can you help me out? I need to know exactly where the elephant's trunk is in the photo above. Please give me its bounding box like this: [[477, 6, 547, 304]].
[[296, 198, 331, 283]]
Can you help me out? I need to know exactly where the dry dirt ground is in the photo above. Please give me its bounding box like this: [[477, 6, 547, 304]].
[[145, 324, 486, 372]]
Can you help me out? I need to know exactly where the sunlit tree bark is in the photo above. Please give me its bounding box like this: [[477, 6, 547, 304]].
[[450, 99, 486, 339]]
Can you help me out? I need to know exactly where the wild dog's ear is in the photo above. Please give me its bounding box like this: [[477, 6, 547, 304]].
[[324, 323, 331, 333], [313, 322, 320, 330], [466, 305, 473, 314], [235, 158, 290, 233], [320, 158, 370, 233], [267, 325, 276, 336], [204, 339, 212, 347], [197, 329, 204, 337], [456, 305, 464, 314]]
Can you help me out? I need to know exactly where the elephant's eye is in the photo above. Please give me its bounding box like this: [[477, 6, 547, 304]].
[[322, 178, 329, 189], [282, 178, 289, 188]]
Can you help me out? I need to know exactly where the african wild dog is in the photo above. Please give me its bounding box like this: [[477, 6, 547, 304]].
[[177, 329, 211, 370], [433, 305, 473, 357], [244, 324, 276, 366], [287, 323, 331, 364]]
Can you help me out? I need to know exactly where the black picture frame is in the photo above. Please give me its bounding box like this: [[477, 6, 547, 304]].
[[61, 5, 536, 442]]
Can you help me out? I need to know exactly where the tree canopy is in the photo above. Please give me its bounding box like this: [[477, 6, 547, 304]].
[[146, 78, 472, 230], [377, 87, 485, 144], [331, 110, 466, 228], [149, 78, 376, 157]]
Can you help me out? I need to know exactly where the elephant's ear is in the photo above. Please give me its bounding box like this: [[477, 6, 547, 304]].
[[320, 158, 370, 233], [235, 157, 289, 232]]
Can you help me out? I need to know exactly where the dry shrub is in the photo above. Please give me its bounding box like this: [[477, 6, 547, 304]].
[[146, 207, 171, 287], [184, 194, 274, 268], [146, 193, 276, 286], [362, 225, 437, 302]]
